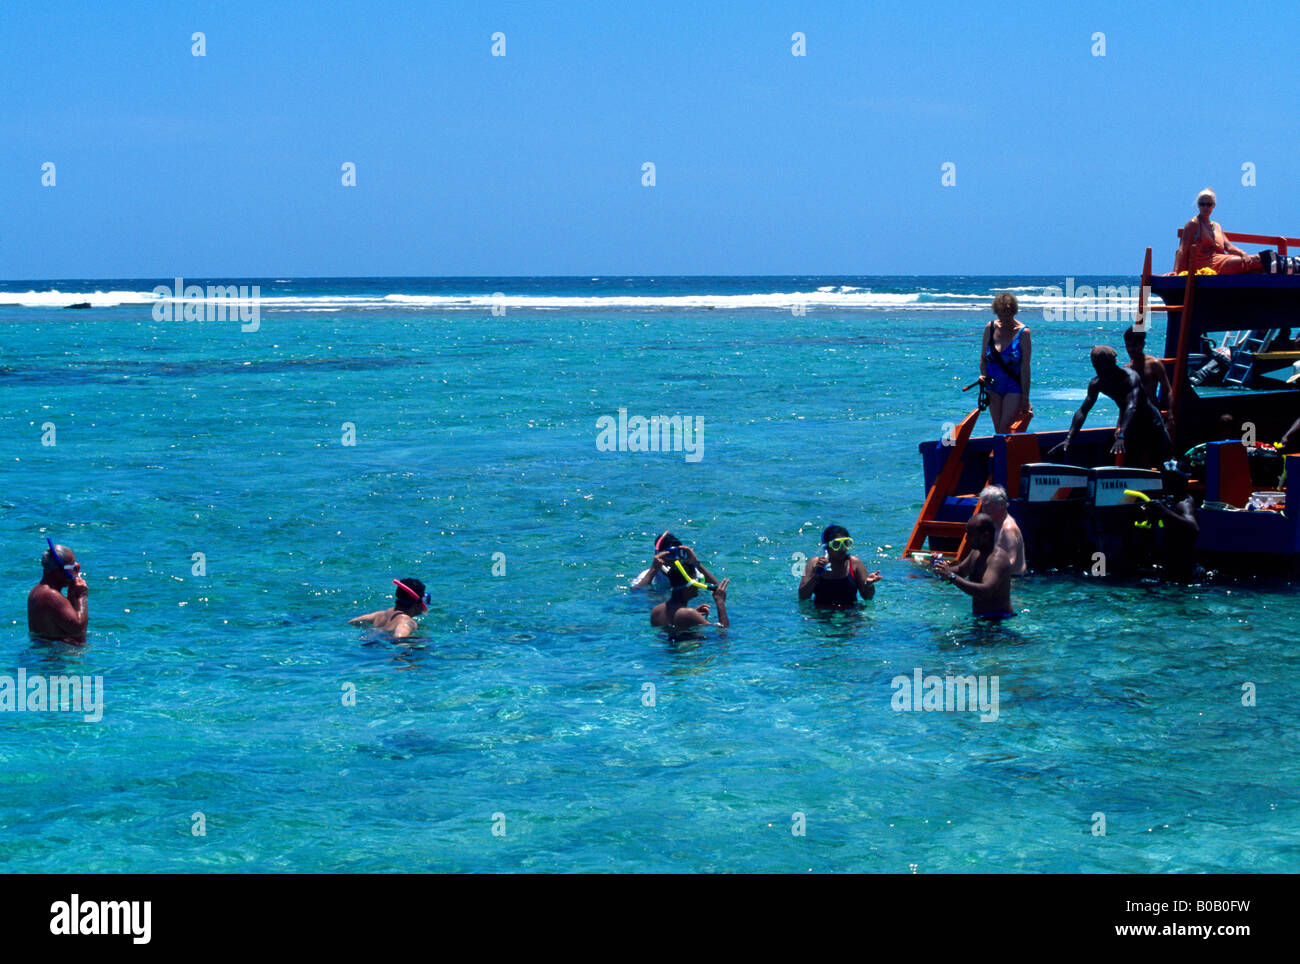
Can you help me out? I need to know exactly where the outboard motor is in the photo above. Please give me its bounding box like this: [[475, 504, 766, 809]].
[[1086, 467, 1163, 575], [1017, 463, 1089, 571]]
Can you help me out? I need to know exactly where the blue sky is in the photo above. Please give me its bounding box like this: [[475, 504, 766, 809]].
[[3, 0, 1298, 277]]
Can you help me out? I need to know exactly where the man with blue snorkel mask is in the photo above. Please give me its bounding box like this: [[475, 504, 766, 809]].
[[798, 525, 881, 608], [649, 546, 730, 630], [348, 577, 429, 639], [28, 538, 89, 643]]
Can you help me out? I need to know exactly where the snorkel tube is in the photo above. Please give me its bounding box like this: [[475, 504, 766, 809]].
[[392, 578, 430, 613], [672, 559, 718, 592], [1124, 489, 1163, 529]]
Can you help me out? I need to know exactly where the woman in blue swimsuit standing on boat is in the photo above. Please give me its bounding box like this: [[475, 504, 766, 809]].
[[979, 292, 1032, 434]]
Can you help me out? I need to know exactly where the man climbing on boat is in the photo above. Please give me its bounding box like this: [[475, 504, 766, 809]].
[[1049, 345, 1173, 469], [933, 514, 1014, 620]]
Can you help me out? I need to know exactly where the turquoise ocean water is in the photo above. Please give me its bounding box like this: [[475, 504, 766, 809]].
[[1, 276, 1296, 872]]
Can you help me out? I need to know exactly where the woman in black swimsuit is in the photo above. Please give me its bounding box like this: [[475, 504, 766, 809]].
[[798, 525, 881, 608]]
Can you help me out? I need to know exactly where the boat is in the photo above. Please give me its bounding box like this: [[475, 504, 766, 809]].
[[904, 230, 1300, 575]]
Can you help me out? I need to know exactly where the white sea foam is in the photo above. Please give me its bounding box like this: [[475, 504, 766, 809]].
[[0, 289, 160, 308]]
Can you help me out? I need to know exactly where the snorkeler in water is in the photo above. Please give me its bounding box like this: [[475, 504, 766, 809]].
[[27, 539, 89, 643], [798, 525, 881, 608], [348, 577, 428, 639], [650, 546, 730, 629]]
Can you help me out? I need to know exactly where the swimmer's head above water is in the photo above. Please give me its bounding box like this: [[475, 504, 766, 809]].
[[42, 539, 82, 587], [392, 577, 429, 615], [965, 513, 997, 553], [655, 531, 681, 553], [821, 525, 854, 559], [664, 551, 718, 599]]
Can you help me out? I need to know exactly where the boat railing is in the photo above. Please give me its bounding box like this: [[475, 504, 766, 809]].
[[1139, 231, 1300, 439], [1175, 229, 1300, 256]]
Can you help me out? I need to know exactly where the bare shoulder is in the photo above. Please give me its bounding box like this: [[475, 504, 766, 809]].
[[28, 584, 59, 606]]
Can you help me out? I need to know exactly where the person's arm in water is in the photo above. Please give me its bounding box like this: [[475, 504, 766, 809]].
[[1049, 377, 1100, 455], [389, 614, 417, 639], [936, 552, 1009, 603], [348, 610, 387, 625], [932, 550, 974, 588], [936, 549, 975, 580], [629, 563, 659, 589], [798, 555, 827, 600], [850, 556, 881, 600]]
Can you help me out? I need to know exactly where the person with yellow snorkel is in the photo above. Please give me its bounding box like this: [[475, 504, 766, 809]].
[[1135, 466, 1201, 581], [630, 530, 682, 590], [348, 577, 429, 639], [798, 525, 882, 608], [649, 545, 730, 630]]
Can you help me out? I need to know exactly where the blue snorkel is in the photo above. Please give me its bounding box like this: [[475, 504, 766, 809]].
[[45, 536, 81, 582]]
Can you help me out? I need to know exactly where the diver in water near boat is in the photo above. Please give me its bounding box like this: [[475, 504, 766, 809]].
[[348, 577, 428, 639], [650, 546, 730, 630], [933, 514, 1014, 620], [798, 525, 882, 607], [27, 540, 89, 643], [1124, 326, 1174, 432], [977, 485, 1026, 575], [1049, 345, 1173, 469], [1138, 467, 1201, 581], [978, 292, 1032, 434]]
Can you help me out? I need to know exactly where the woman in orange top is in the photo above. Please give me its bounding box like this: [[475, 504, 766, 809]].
[[1174, 188, 1261, 274]]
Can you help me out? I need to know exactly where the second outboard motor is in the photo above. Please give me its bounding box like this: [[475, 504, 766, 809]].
[[1086, 467, 1163, 575]]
